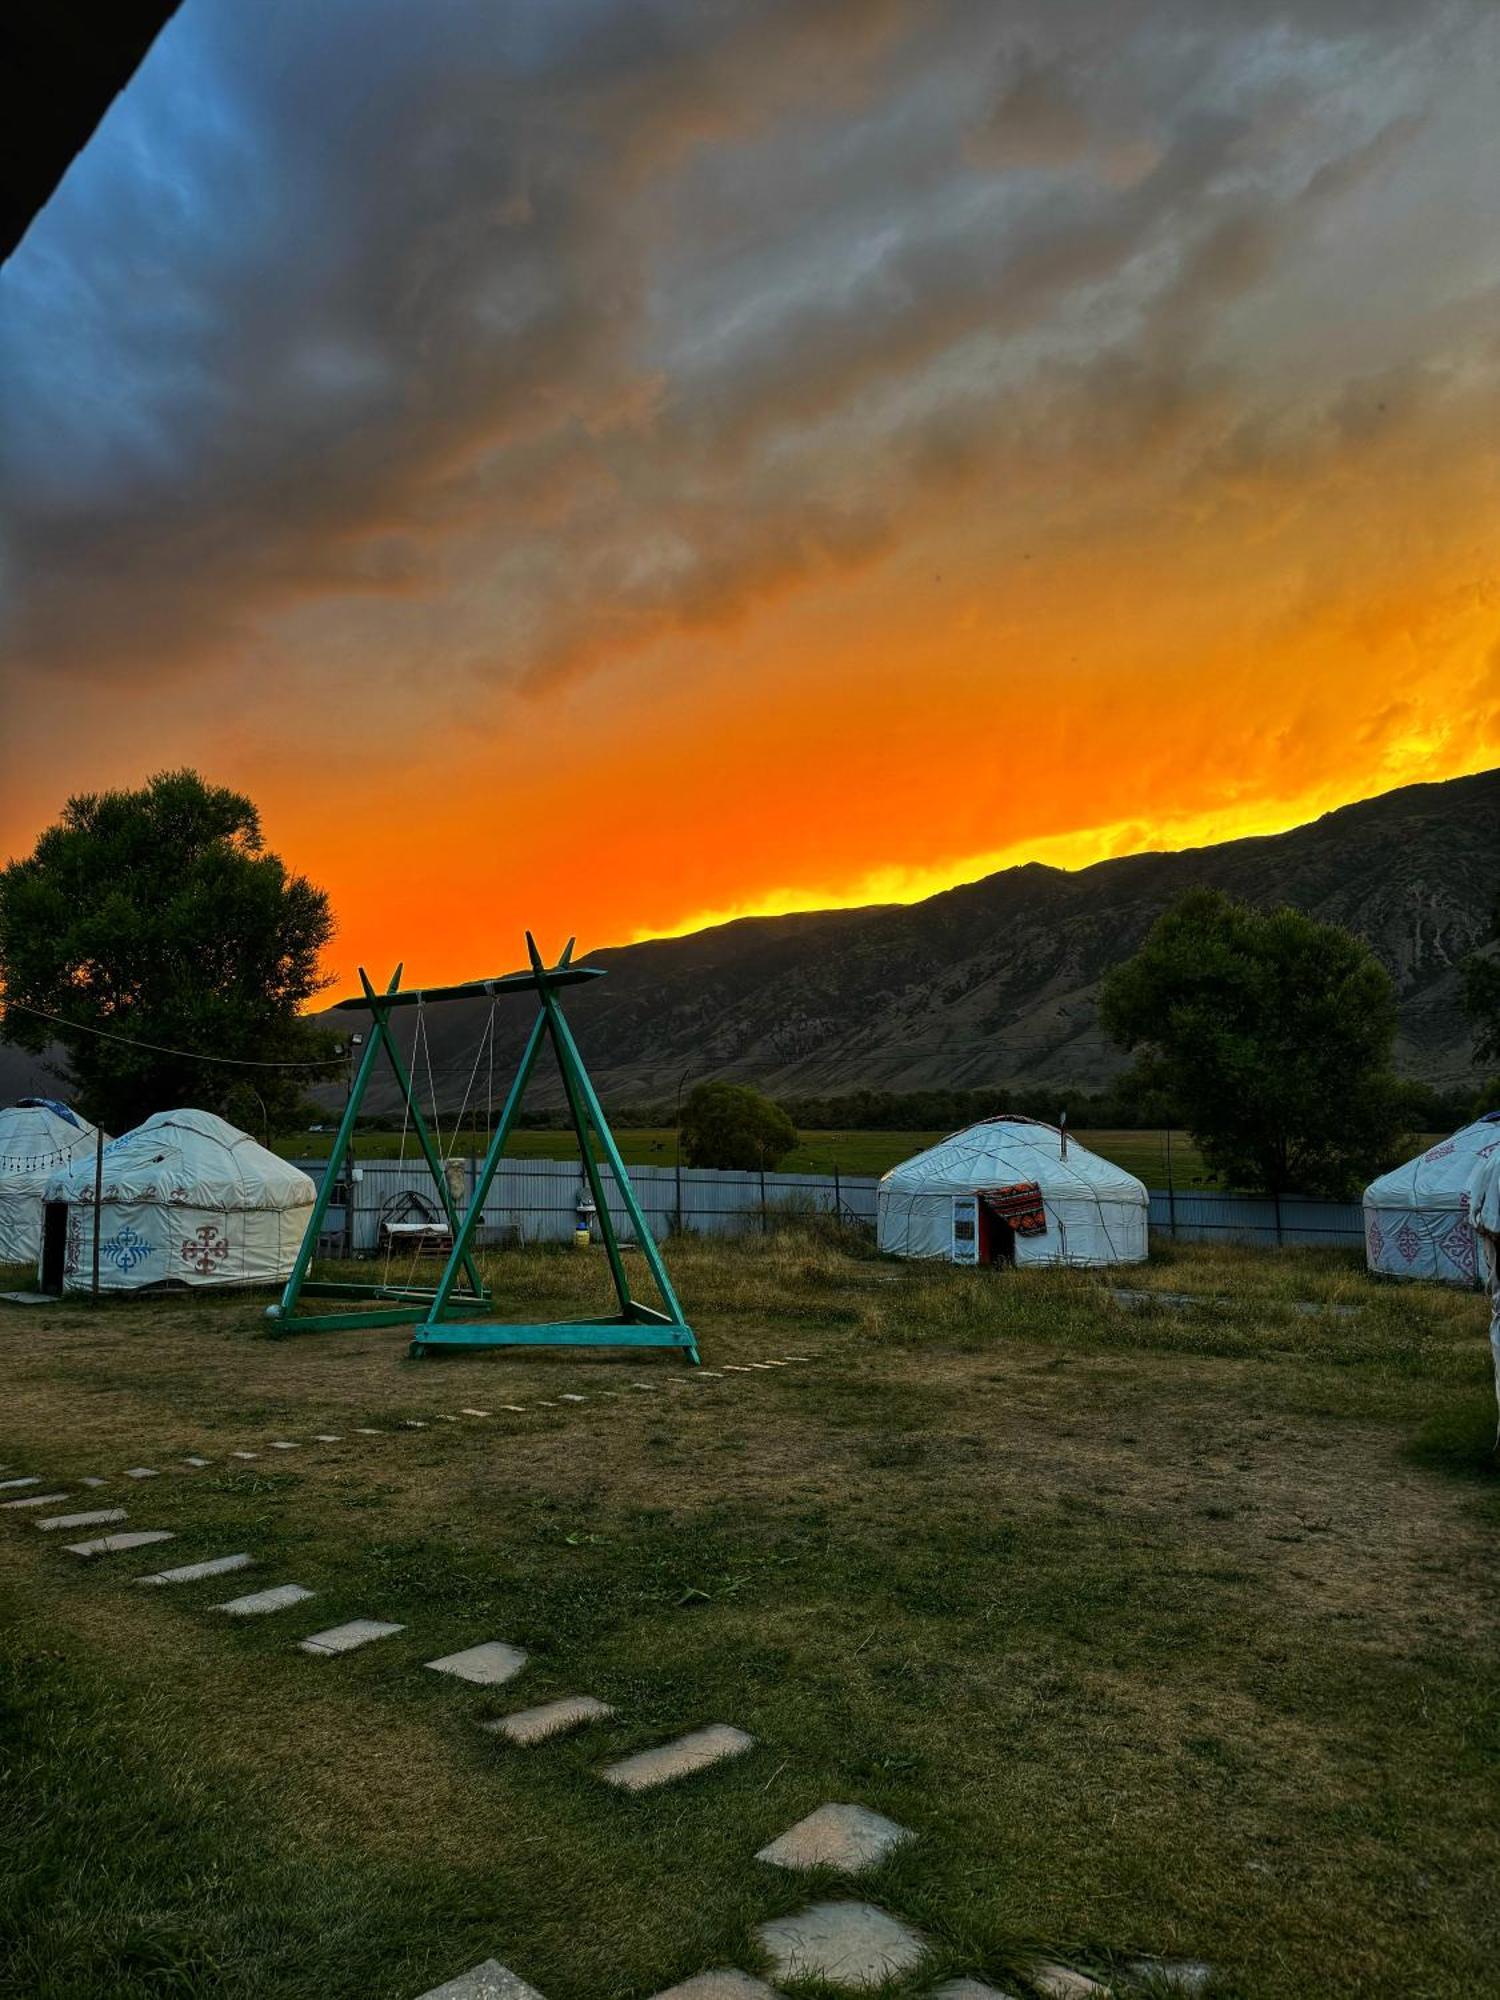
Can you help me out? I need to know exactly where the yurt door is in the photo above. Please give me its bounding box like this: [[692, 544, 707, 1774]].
[[951, 1194, 980, 1264], [40, 1202, 68, 1293]]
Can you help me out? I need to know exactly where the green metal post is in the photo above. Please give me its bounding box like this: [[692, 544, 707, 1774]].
[[525, 933, 692, 1338], [269, 966, 399, 1322], [550, 1011, 635, 1319], [415, 1008, 550, 1333], [356, 969, 485, 1299]]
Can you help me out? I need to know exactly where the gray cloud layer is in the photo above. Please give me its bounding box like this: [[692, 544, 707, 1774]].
[[2, 0, 1495, 708]]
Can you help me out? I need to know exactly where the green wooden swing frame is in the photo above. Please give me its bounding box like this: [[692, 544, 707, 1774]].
[[268, 936, 697, 1366]]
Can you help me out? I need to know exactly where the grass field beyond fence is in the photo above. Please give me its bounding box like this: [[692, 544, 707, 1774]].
[[2, 1235, 1495, 2000], [277, 1125, 1227, 1187]]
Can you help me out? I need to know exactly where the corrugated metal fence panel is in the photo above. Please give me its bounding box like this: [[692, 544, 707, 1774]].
[[291, 1160, 1361, 1254], [1147, 1191, 1364, 1247]]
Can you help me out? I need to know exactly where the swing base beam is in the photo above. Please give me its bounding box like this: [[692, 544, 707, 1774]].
[[409, 1308, 697, 1360], [266, 1281, 491, 1335]]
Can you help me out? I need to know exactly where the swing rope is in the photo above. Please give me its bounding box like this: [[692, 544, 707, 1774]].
[[380, 1003, 421, 1295]]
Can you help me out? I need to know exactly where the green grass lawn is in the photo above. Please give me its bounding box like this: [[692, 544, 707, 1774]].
[[2, 1236, 1495, 2000], [276, 1125, 1223, 1187]]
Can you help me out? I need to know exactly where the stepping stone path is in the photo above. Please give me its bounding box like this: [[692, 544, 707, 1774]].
[[415, 1962, 546, 1999], [756, 1802, 912, 1874], [218, 1583, 314, 1616], [754, 1901, 927, 1990], [560, 1394, 586, 1403], [461, 1409, 491, 1418], [1033, 1968, 1109, 1998], [426, 1641, 528, 1686], [67, 1530, 174, 1558], [1, 1492, 70, 1509], [138, 1553, 253, 1586], [36, 1507, 126, 1531], [651, 1975, 784, 1999], [298, 1618, 404, 1656], [270, 1440, 300, 1450], [1125, 1963, 1211, 1996], [232, 1451, 259, 1460], [484, 1696, 613, 1746], [80, 1476, 108, 1487], [124, 1467, 159, 1479], [183, 1458, 211, 1468], [0, 1476, 41, 1490], [601, 1723, 753, 1792], [314, 1434, 341, 1442]]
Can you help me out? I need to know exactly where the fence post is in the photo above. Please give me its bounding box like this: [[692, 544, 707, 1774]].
[[1166, 1127, 1177, 1239]]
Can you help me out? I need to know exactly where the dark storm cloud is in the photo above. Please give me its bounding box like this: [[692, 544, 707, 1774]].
[[1, 0, 1493, 697]]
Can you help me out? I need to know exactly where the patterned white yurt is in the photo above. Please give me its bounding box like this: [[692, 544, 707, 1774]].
[[0, 1098, 103, 1265], [1362, 1112, 1500, 1287], [877, 1116, 1149, 1267], [40, 1108, 314, 1293]]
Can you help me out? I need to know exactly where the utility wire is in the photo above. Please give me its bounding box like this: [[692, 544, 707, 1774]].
[[0, 999, 349, 1069]]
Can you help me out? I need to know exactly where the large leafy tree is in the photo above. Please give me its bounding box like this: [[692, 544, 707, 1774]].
[[0, 770, 336, 1132], [1100, 888, 1402, 1198], [680, 1081, 798, 1172]]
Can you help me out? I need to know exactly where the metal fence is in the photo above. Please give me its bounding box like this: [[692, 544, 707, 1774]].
[[294, 1156, 1367, 1258], [294, 1156, 877, 1257]]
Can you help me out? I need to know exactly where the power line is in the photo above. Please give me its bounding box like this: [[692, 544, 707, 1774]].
[[0, 999, 349, 1070]]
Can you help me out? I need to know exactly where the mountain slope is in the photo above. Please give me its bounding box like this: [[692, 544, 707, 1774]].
[[328, 768, 1498, 1113]]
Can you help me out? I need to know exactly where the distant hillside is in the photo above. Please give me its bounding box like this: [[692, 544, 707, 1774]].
[[319, 768, 1498, 1115]]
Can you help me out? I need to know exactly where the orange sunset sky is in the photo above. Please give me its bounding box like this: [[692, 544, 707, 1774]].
[[2, 0, 1498, 997]]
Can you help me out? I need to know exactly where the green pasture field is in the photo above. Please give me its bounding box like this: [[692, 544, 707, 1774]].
[[1, 1233, 1495, 2000], [276, 1126, 1222, 1187]]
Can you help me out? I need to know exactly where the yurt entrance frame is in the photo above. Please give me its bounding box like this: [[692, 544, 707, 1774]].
[[271, 936, 698, 1366]]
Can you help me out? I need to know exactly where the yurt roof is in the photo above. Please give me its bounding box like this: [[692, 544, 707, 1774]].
[[1363, 1112, 1500, 1213], [0, 1098, 101, 1181], [45, 1108, 314, 1211], [880, 1115, 1147, 1202]]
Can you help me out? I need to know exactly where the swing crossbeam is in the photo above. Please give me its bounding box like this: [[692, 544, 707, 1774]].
[[271, 935, 698, 1367]]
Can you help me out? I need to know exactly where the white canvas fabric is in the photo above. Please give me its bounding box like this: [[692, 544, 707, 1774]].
[[1463, 1139, 1500, 1435], [41, 1108, 315, 1292], [1362, 1113, 1500, 1287], [0, 1100, 103, 1265], [877, 1116, 1148, 1267]]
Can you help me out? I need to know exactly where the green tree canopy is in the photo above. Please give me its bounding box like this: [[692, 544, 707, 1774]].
[[680, 1081, 798, 1172], [1460, 900, 1500, 1069], [1099, 888, 1402, 1198], [0, 770, 336, 1133]]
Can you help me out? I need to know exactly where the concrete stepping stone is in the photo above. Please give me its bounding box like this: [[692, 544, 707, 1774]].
[[932, 1982, 1019, 1999], [500, 1405, 527, 1413], [535, 1400, 557, 1408], [36, 1507, 127, 1531], [601, 1723, 753, 1792], [231, 1450, 259, 1460], [80, 1476, 108, 1486], [124, 1467, 159, 1479], [413, 1961, 545, 2000], [1125, 1962, 1210, 1996], [560, 1393, 586, 1403], [0, 1476, 42, 1490], [298, 1618, 404, 1655], [484, 1695, 614, 1745], [1032, 1968, 1110, 1999], [183, 1457, 211, 1468], [650, 1974, 784, 1999], [270, 1440, 300, 1450], [2, 1491, 71, 1509], [356, 1427, 384, 1434], [425, 1640, 528, 1686], [314, 1434, 341, 1443], [754, 1902, 927, 1990], [217, 1582, 314, 1616], [402, 1419, 427, 1428], [756, 1802, 913, 1874], [722, 1365, 752, 1373], [462, 1409, 492, 1418], [67, 1530, 174, 1558], [138, 1553, 253, 1586]]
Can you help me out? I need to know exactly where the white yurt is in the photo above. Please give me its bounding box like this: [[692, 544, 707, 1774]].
[[878, 1116, 1149, 1267], [1464, 1141, 1500, 1432], [1362, 1112, 1500, 1286], [39, 1108, 315, 1294], [0, 1099, 104, 1266]]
